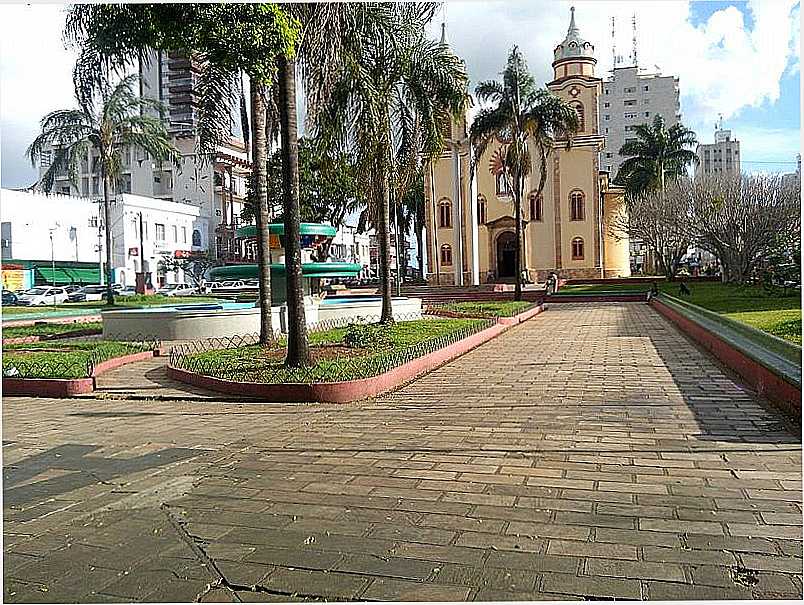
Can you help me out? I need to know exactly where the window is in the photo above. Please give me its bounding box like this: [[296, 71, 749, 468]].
[[604, 88, 609, 95], [41, 150, 52, 168], [477, 196, 487, 225], [80, 154, 89, 173], [81, 177, 90, 195], [172, 225, 178, 242], [604, 127, 609, 134], [624, 112, 638, 119], [623, 86, 636, 93], [643, 85, 650, 91], [644, 98, 650, 105], [495, 173, 511, 196], [60, 186, 71, 195], [529, 193, 543, 221], [122, 146, 131, 167], [88, 216, 98, 228], [603, 114, 610, 121], [644, 111, 650, 117], [569, 190, 585, 221], [438, 199, 452, 228], [155, 223, 166, 241], [92, 176, 99, 195], [120, 174, 132, 194], [570, 101, 585, 131], [182, 226, 187, 243], [143, 222, 148, 240], [624, 99, 637, 106], [440, 244, 452, 266], [603, 102, 610, 108], [192, 229, 202, 247], [605, 152, 613, 158], [571, 237, 584, 260]]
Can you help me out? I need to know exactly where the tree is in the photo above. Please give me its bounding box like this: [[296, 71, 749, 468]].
[[615, 114, 698, 196], [27, 73, 180, 305], [470, 47, 579, 299], [64, 3, 298, 343], [688, 173, 801, 284], [158, 251, 217, 288], [608, 178, 693, 281], [312, 4, 468, 322]]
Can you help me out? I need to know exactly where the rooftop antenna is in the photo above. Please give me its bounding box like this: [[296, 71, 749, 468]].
[[611, 16, 616, 69], [631, 13, 638, 67]]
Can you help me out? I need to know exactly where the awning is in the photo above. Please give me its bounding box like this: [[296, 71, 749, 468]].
[[35, 266, 100, 285]]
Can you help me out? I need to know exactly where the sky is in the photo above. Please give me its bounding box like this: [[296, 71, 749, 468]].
[[0, 0, 801, 190]]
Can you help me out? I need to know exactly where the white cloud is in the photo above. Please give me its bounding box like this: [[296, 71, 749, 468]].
[[1, 3, 78, 188]]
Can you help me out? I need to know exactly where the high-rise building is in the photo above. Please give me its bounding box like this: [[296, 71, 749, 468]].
[[36, 50, 252, 263], [601, 66, 681, 178], [695, 121, 741, 178]]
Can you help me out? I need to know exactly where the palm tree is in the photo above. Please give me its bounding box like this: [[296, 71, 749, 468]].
[[312, 4, 467, 323], [27, 74, 179, 305], [470, 46, 579, 300], [615, 114, 698, 196]]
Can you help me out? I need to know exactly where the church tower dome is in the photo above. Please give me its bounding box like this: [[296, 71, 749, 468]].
[[552, 6, 596, 80]]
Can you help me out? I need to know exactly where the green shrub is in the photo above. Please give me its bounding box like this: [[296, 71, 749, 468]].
[[342, 322, 392, 350]]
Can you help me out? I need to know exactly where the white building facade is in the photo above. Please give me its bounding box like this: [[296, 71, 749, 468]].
[[601, 66, 681, 178], [695, 126, 741, 178], [1, 189, 208, 288]]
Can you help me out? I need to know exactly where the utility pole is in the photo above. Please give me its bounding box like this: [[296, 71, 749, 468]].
[[394, 199, 402, 297], [49, 228, 56, 307]]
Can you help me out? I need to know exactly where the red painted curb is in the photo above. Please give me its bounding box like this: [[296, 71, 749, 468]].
[[2, 327, 102, 346], [497, 304, 545, 325], [168, 321, 522, 403], [651, 299, 801, 417], [3, 350, 156, 398]]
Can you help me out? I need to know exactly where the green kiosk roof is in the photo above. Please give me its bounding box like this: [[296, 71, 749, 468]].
[[235, 223, 337, 239]]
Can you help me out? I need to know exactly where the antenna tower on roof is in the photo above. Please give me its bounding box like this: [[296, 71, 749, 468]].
[[631, 13, 638, 67]]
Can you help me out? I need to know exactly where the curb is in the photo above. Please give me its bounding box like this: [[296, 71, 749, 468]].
[[547, 294, 646, 303], [167, 306, 544, 403], [3, 327, 103, 346], [651, 297, 801, 418], [3, 350, 156, 398]]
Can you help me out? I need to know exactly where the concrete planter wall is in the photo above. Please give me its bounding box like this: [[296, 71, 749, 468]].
[[651, 295, 801, 418]]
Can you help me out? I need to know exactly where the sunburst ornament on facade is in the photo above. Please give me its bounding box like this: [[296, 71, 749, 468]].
[[488, 146, 508, 175]]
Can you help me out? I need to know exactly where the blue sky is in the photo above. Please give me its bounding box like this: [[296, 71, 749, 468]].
[[1, 1, 801, 189]]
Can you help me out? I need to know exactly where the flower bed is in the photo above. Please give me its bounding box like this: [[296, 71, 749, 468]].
[[426, 301, 535, 318], [2, 321, 103, 345]]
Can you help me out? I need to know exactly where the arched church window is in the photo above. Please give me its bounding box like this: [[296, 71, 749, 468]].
[[192, 229, 202, 247], [570, 101, 585, 132], [438, 199, 452, 228], [477, 196, 487, 225], [495, 173, 511, 196], [529, 193, 543, 222], [440, 244, 453, 266], [569, 190, 585, 221], [572, 237, 584, 260]]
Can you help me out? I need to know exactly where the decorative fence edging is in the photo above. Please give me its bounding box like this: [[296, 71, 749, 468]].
[[167, 305, 544, 403], [547, 293, 647, 303], [651, 296, 801, 418], [424, 303, 544, 324], [167, 322, 509, 403], [2, 350, 156, 397]]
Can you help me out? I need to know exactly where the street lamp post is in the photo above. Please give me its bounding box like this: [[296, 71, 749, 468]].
[[49, 228, 56, 307]]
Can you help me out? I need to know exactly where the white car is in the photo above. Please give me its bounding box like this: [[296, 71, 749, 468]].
[[204, 280, 246, 293], [17, 286, 69, 306], [77, 285, 110, 301], [158, 283, 197, 297]]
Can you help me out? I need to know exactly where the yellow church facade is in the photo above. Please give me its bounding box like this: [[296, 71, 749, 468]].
[[424, 8, 631, 285]]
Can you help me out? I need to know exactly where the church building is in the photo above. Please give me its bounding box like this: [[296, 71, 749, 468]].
[[424, 7, 631, 285]]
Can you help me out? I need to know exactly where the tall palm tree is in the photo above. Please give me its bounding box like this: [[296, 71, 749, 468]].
[[616, 114, 698, 196], [312, 4, 467, 323], [470, 47, 579, 300], [27, 74, 179, 305]]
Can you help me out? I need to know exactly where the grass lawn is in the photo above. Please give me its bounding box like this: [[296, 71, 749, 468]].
[[438, 301, 534, 317], [3, 340, 153, 379], [556, 283, 650, 294], [180, 318, 489, 383], [2, 321, 102, 339], [657, 282, 801, 345]]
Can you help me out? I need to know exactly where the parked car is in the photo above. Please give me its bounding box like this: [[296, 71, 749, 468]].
[[2, 289, 18, 305], [157, 283, 197, 297], [64, 284, 88, 302], [203, 280, 246, 294], [17, 286, 69, 306], [117, 286, 137, 297], [73, 285, 109, 302]]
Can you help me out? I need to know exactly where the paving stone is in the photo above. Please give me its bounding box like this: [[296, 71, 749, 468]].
[[645, 579, 748, 600], [727, 522, 802, 540], [431, 563, 539, 592], [643, 545, 738, 566], [540, 572, 642, 599], [546, 539, 638, 561], [333, 554, 438, 581], [362, 577, 472, 601], [261, 567, 369, 599], [472, 587, 577, 601], [586, 558, 687, 582]]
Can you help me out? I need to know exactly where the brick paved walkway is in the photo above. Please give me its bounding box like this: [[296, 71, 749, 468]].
[[3, 303, 801, 602]]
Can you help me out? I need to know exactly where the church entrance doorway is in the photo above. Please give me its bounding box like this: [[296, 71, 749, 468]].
[[496, 231, 517, 279]]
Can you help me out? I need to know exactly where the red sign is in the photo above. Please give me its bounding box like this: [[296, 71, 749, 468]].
[[128, 248, 139, 256], [174, 250, 192, 259]]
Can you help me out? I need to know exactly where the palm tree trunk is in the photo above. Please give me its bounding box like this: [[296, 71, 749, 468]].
[[378, 158, 394, 323], [101, 167, 115, 306], [278, 55, 310, 367], [415, 201, 425, 280], [513, 170, 523, 301], [250, 79, 273, 344]]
